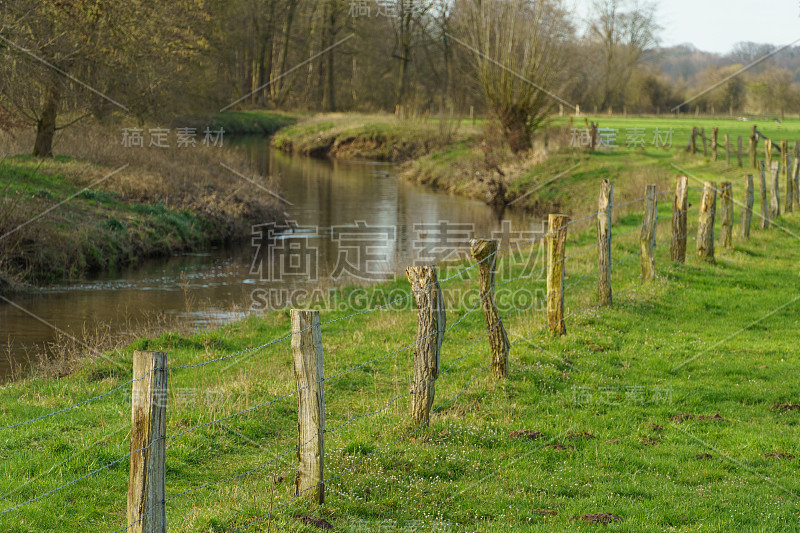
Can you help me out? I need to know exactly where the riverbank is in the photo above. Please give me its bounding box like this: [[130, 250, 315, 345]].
[[0, 119, 287, 286], [2, 192, 799, 531], [271, 112, 800, 217]]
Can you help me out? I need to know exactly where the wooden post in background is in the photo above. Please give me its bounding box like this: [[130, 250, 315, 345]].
[[770, 160, 781, 219], [741, 175, 754, 239], [786, 154, 794, 214], [291, 309, 325, 504], [750, 126, 757, 169], [671, 176, 688, 263], [470, 240, 509, 378], [725, 133, 730, 165], [405, 266, 445, 425], [128, 351, 167, 533], [640, 185, 657, 280], [720, 182, 733, 249], [794, 141, 800, 211], [701, 128, 708, 156], [597, 180, 613, 306], [696, 182, 717, 262], [781, 139, 791, 212], [737, 136, 743, 167], [547, 214, 569, 335], [690, 127, 697, 154], [765, 138, 772, 168], [712, 127, 718, 161], [760, 161, 769, 229]]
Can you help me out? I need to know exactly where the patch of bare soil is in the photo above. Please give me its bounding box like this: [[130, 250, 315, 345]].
[[509, 430, 543, 440], [570, 513, 622, 524]]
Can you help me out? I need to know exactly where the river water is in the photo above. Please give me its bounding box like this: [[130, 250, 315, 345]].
[[0, 138, 542, 380]]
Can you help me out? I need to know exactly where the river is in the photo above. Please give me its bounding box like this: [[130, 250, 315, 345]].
[[0, 138, 542, 380]]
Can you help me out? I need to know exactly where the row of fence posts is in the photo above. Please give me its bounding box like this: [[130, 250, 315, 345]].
[[125, 174, 754, 531]]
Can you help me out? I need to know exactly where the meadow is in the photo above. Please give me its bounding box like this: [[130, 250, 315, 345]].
[[2, 162, 800, 531]]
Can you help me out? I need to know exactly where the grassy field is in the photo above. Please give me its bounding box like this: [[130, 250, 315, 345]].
[[2, 176, 800, 531], [274, 112, 800, 217]]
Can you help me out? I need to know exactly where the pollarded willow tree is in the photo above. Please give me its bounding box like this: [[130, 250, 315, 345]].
[[458, 0, 575, 152]]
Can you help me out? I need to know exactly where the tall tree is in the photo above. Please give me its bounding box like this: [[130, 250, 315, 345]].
[[588, 0, 660, 111], [459, 0, 574, 152]]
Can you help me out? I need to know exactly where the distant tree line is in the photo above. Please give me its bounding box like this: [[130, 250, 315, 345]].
[[1, 0, 799, 156]]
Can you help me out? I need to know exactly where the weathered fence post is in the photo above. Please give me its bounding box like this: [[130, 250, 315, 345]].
[[794, 141, 800, 211], [749, 126, 757, 169], [640, 185, 657, 280], [711, 127, 718, 161], [671, 176, 688, 263], [546, 214, 569, 335], [696, 182, 717, 262], [770, 160, 781, 219], [725, 133, 730, 165], [760, 161, 769, 229], [291, 309, 325, 504], [737, 136, 743, 167], [470, 239, 509, 378], [701, 128, 708, 156], [128, 351, 167, 533], [720, 182, 733, 249], [741, 175, 754, 239], [782, 139, 791, 212], [690, 127, 698, 154], [597, 180, 613, 305], [405, 266, 445, 425], [765, 138, 772, 168], [786, 154, 794, 214]]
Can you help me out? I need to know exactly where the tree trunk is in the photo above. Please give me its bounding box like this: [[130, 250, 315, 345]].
[[33, 81, 61, 158]]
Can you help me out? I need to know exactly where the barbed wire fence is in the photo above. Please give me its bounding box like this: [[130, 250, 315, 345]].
[[0, 176, 734, 532]]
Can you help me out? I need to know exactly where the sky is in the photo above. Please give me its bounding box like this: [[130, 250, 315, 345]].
[[571, 0, 800, 55]]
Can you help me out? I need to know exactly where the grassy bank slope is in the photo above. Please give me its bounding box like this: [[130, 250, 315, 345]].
[[272, 113, 478, 162], [2, 188, 800, 531], [0, 128, 283, 286]]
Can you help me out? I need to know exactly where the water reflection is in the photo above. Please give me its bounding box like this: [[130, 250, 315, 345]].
[[0, 139, 541, 379]]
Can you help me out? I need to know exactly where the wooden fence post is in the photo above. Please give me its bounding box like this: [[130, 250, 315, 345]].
[[720, 182, 733, 249], [741, 175, 754, 239], [760, 161, 769, 229], [725, 133, 730, 165], [712, 127, 718, 161], [737, 136, 743, 167], [701, 128, 708, 156], [547, 214, 569, 335], [690, 127, 697, 154], [671, 176, 688, 263], [405, 266, 445, 425], [770, 160, 781, 219], [750, 127, 757, 169], [765, 138, 772, 168], [640, 185, 657, 280], [794, 141, 800, 211], [696, 182, 717, 262], [291, 309, 325, 504], [786, 154, 794, 214], [781, 139, 791, 212], [128, 351, 167, 533], [597, 180, 613, 305], [470, 239, 509, 378]]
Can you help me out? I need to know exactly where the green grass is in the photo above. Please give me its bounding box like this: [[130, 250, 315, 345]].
[[272, 113, 479, 161], [2, 183, 800, 531], [183, 110, 298, 136], [0, 156, 223, 284]]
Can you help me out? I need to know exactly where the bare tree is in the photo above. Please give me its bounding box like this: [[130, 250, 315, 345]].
[[588, 0, 660, 111], [459, 0, 574, 152]]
